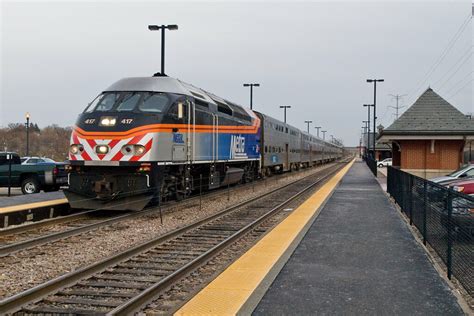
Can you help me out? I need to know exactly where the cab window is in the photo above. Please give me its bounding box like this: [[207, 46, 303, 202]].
[[85, 92, 121, 113], [116, 93, 142, 112], [139, 93, 169, 113]]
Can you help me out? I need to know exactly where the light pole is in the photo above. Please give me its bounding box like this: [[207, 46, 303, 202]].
[[321, 130, 327, 140], [148, 24, 178, 75], [25, 112, 30, 156], [243, 83, 260, 110], [304, 120, 312, 133], [315, 126, 321, 138], [279, 106, 291, 124], [367, 78, 384, 158]]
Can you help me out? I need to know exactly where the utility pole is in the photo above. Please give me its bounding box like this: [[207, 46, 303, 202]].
[[243, 83, 260, 110], [304, 120, 312, 134], [389, 94, 407, 119], [280, 106, 291, 124], [314, 126, 321, 138], [363, 104, 373, 155]]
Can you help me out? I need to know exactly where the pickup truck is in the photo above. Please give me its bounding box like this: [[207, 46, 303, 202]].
[[0, 152, 68, 194]]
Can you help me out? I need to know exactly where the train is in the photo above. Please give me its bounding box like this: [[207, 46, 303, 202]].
[[65, 74, 343, 210]]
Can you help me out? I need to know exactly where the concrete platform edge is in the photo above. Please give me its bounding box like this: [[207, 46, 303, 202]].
[[237, 177, 341, 316]]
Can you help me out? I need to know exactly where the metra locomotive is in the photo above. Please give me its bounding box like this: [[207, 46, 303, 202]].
[[65, 75, 343, 210]]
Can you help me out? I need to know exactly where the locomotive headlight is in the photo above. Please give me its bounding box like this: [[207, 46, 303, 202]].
[[121, 144, 146, 156], [134, 145, 146, 156], [100, 117, 117, 126], [70, 144, 84, 154], [95, 145, 109, 154]]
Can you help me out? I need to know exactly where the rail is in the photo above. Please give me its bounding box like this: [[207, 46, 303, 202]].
[[0, 162, 348, 314], [387, 166, 474, 297]]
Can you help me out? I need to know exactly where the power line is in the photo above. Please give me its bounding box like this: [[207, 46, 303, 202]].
[[443, 70, 474, 96], [406, 13, 472, 102], [432, 44, 473, 88], [448, 78, 473, 99], [436, 49, 473, 90]]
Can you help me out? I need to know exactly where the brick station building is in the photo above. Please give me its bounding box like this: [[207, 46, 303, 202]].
[[378, 88, 474, 179]]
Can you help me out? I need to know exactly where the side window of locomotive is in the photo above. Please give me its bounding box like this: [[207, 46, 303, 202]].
[[116, 93, 141, 112], [139, 93, 169, 113]]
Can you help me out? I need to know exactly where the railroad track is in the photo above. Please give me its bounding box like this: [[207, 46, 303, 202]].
[[0, 160, 348, 315], [0, 162, 338, 257]]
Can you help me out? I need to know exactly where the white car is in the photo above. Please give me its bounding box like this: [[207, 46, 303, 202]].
[[377, 158, 392, 168]]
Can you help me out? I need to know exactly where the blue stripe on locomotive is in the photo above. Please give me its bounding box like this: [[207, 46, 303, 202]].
[[180, 130, 260, 161]]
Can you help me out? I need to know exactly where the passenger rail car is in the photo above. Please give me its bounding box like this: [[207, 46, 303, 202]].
[[65, 75, 342, 210]]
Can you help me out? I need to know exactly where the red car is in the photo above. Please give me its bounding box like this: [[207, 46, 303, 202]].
[[448, 179, 474, 194]]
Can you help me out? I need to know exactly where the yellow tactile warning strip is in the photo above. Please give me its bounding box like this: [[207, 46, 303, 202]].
[[176, 160, 355, 315], [0, 198, 68, 214]]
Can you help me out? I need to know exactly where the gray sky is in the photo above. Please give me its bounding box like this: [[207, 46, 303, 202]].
[[1, 1, 472, 146]]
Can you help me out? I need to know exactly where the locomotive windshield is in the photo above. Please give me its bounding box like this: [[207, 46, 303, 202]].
[[84, 92, 170, 113]]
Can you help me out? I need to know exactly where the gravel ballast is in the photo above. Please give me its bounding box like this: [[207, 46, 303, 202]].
[[0, 164, 335, 299]]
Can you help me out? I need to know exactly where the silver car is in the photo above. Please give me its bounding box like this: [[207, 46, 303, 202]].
[[430, 165, 474, 184]]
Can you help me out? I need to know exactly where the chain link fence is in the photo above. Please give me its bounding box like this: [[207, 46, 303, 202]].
[[387, 166, 474, 297], [364, 155, 377, 176]]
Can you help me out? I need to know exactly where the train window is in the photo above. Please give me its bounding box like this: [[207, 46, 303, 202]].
[[87, 92, 121, 112], [116, 93, 142, 112], [216, 101, 233, 116], [195, 99, 209, 108], [139, 93, 169, 113]]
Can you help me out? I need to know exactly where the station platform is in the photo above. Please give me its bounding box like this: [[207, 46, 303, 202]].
[[0, 191, 68, 228], [176, 160, 465, 315]]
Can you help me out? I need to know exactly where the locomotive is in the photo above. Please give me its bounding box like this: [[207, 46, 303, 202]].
[[65, 75, 343, 210]]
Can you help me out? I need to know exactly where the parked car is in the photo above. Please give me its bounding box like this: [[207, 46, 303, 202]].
[[0, 152, 68, 194], [448, 179, 474, 195], [21, 156, 56, 164], [377, 158, 392, 168], [430, 164, 474, 185], [440, 195, 474, 240]]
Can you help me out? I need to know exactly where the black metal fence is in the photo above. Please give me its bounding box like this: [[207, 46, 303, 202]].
[[364, 155, 377, 176], [387, 166, 474, 296]]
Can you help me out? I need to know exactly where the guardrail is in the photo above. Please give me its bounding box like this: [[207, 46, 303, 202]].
[[387, 166, 474, 296]]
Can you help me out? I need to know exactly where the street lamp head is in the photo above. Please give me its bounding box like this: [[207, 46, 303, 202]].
[[167, 24, 178, 30], [148, 25, 160, 31], [363, 104, 374, 107], [25, 112, 30, 120], [304, 120, 313, 123], [253, 83, 260, 87], [315, 126, 321, 128]]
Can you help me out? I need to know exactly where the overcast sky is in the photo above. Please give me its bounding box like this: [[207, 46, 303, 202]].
[[1, 1, 472, 146]]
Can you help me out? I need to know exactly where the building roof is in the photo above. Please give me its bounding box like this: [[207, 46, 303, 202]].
[[381, 88, 474, 136], [362, 132, 391, 151]]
